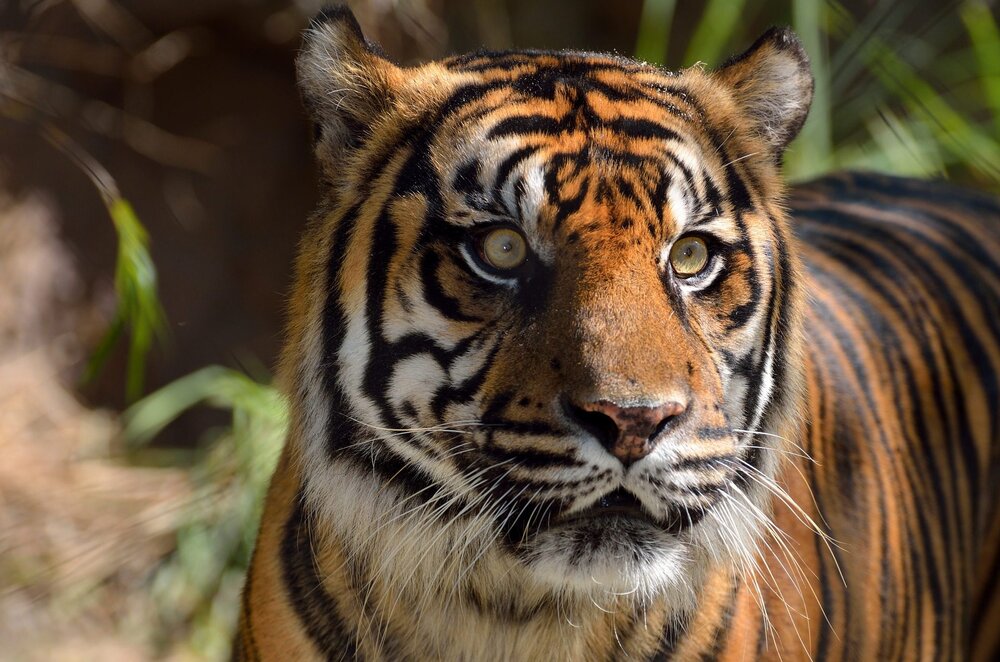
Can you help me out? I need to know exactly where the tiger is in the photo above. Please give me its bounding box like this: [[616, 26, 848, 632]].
[[233, 6, 1000, 661]]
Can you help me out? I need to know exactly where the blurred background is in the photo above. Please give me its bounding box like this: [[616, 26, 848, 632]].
[[0, 0, 997, 659]]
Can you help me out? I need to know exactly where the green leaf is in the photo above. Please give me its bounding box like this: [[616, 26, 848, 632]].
[[634, 0, 677, 65], [81, 197, 167, 401], [682, 0, 747, 66], [123, 366, 286, 447], [785, 0, 833, 180], [961, 0, 1000, 135]]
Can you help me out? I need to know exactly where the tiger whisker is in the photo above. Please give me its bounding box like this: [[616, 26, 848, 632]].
[[442, 479, 531, 613], [738, 443, 817, 464], [733, 457, 846, 555], [724, 472, 839, 652], [370, 461, 524, 648], [713, 494, 782, 654], [361, 477, 493, 648], [376, 491, 492, 643], [719, 151, 760, 168], [344, 415, 496, 434], [731, 428, 816, 462], [347, 458, 515, 638]]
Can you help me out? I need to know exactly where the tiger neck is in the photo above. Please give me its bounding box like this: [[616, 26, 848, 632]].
[[258, 444, 694, 659], [249, 417, 818, 661]]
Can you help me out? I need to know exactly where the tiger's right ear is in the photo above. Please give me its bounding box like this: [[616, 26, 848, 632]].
[[296, 6, 403, 159], [711, 27, 813, 159]]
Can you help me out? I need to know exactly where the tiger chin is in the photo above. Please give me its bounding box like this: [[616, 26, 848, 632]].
[[234, 6, 1000, 662]]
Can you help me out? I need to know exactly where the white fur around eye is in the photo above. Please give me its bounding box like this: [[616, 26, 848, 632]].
[[459, 243, 520, 287], [679, 254, 725, 292]]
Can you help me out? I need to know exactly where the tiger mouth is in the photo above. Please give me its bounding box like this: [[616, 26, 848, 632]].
[[553, 487, 705, 535]]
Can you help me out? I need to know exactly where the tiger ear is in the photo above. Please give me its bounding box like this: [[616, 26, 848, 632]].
[[296, 6, 403, 159], [712, 27, 814, 158]]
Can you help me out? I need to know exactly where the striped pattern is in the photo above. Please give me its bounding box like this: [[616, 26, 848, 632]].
[[792, 173, 1000, 660], [234, 8, 1000, 661]]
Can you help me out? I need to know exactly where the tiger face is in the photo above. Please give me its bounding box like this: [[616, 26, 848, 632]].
[[291, 8, 811, 607]]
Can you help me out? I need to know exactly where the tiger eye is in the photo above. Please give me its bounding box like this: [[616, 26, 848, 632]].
[[480, 227, 528, 271], [669, 236, 709, 277]]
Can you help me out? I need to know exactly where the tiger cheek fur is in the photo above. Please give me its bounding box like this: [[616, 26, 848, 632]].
[[338, 89, 779, 597], [233, 7, 1000, 662]]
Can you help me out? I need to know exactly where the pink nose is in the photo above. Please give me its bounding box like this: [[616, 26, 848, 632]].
[[567, 399, 687, 465]]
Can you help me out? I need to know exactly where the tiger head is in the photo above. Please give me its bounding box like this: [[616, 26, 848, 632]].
[[286, 7, 811, 610]]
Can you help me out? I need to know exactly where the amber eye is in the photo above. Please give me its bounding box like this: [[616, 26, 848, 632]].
[[478, 227, 528, 271], [669, 236, 710, 278]]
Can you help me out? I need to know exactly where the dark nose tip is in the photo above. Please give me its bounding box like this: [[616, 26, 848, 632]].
[[563, 398, 687, 466]]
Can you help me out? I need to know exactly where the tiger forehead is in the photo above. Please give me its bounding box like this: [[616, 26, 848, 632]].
[[440, 48, 680, 87], [438, 57, 697, 133], [444, 140, 692, 232], [439, 114, 706, 244], [412, 52, 729, 249]]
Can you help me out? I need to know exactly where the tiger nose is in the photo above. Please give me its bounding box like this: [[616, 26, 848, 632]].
[[564, 399, 687, 466]]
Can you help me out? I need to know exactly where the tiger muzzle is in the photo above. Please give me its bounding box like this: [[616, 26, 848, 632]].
[[563, 398, 688, 466]]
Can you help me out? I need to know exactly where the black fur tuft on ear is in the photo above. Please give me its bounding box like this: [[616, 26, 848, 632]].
[[309, 5, 364, 36], [296, 6, 401, 164], [307, 5, 391, 59], [713, 27, 814, 158]]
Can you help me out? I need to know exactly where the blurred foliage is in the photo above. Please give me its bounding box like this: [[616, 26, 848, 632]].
[[124, 366, 286, 658], [634, 0, 1000, 186], [634, 0, 676, 65]]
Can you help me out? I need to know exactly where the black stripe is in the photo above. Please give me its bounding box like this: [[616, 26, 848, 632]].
[[807, 257, 948, 652], [605, 117, 682, 142], [699, 584, 740, 660], [494, 145, 540, 206], [650, 612, 691, 660], [734, 236, 774, 437], [429, 336, 502, 419], [807, 215, 991, 503], [488, 114, 563, 139], [236, 565, 261, 662], [280, 494, 360, 660], [419, 248, 483, 322], [808, 229, 978, 614], [453, 159, 482, 196], [760, 225, 795, 434]]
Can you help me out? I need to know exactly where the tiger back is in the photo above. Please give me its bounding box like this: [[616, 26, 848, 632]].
[[233, 7, 1000, 660]]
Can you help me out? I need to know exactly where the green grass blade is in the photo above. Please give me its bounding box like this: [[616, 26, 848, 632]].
[[107, 198, 168, 401], [868, 41, 1000, 183], [828, 0, 909, 95], [123, 365, 287, 447], [634, 0, 677, 64], [78, 197, 167, 401], [786, 0, 833, 180], [81, 314, 124, 386], [682, 0, 747, 66], [961, 0, 1000, 135], [24, 121, 167, 401], [123, 366, 233, 446]]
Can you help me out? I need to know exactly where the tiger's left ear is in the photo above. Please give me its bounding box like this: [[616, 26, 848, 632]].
[[712, 27, 814, 157]]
